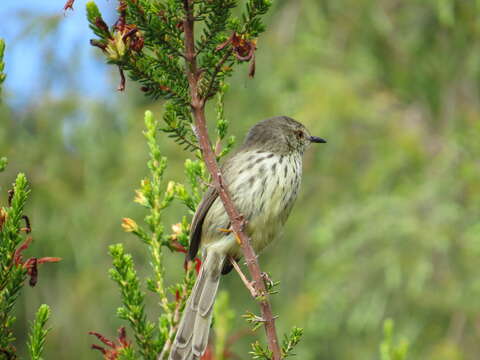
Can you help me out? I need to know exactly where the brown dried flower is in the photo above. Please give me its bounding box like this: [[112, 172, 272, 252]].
[[89, 327, 131, 360]]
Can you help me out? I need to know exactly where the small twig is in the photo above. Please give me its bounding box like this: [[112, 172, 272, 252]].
[[199, 178, 213, 189], [229, 256, 258, 298], [157, 280, 189, 360], [117, 67, 126, 91], [203, 49, 233, 100], [21, 215, 31, 233]]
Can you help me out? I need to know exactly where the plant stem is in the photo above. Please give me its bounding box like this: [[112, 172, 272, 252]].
[[181, 1, 282, 359]]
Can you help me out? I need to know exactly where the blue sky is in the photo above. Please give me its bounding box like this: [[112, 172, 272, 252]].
[[0, 0, 119, 106]]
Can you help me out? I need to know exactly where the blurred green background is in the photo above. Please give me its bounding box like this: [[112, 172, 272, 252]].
[[2, 0, 480, 359]]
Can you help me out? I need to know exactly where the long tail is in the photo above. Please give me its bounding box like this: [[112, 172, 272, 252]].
[[169, 251, 225, 360]]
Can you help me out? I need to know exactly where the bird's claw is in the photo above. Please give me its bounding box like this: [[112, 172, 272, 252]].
[[217, 227, 242, 245], [261, 272, 274, 289]]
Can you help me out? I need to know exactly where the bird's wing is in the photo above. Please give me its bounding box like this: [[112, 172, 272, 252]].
[[187, 186, 219, 261]]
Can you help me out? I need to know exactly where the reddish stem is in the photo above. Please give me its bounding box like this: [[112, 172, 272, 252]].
[[181, 1, 282, 359]]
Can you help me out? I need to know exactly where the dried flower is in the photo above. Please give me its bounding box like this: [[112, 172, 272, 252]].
[[130, 34, 144, 52], [63, 0, 75, 12], [95, 17, 110, 36], [13, 237, 61, 287], [216, 32, 257, 78], [90, 39, 107, 51], [230, 33, 256, 61], [21, 215, 31, 233], [217, 32, 257, 61], [89, 327, 131, 360]]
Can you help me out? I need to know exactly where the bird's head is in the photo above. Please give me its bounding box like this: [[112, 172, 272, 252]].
[[243, 116, 326, 155]]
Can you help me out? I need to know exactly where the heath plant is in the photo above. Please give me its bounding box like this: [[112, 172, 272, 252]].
[[82, 0, 303, 358], [0, 39, 60, 360]]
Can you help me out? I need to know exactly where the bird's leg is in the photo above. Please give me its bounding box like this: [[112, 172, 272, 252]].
[[217, 210, 248, 246], [217, 227, 242, 245], [199, 178, 213, 188], [228, 256, 258, 298]]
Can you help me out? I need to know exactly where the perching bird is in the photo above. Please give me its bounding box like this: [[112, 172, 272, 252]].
[[169, 116, 326, 360]]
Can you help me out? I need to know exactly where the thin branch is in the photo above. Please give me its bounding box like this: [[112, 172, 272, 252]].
[[157, 287, 186, 360], [203, 48, 233, 100], [181, 1, 282, 359], [229, 256, 257, 298], [117, 67, 126, 91]]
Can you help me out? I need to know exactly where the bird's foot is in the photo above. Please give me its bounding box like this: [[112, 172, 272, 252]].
[[261, 272, 274, 289], [217, 227, 243, 245]]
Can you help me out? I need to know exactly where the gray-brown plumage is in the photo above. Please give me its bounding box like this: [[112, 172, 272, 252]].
[[168, 116, 326, 360]]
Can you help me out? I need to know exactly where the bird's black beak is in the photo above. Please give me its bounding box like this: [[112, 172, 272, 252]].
[[309, 136, 327, 144]]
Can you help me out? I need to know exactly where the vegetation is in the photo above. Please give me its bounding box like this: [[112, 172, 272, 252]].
[[83, 0, 303, 357], [1, 0, 480, 359]]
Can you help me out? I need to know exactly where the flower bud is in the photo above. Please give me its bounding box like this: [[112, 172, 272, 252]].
[[121, 218, 138, 233], [134, 190, 148, 207]]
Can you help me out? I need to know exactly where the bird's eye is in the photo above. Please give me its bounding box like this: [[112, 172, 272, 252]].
[[295, 130, 304, 139]]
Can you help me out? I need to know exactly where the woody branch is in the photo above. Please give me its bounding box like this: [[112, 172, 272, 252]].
[[181, 1, 282, 359]]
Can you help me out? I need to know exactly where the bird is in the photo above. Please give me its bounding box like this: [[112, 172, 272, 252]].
[[168, 116, 326, 360]]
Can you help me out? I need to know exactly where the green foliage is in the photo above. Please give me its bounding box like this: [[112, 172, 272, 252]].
[[243, 311, 265, 332], [380, 319, 409, 360], [109, 243, 155, 359], [84, 1, 310, 358], [27, 304, 51, 360], [250, 341, 272, 360], [213, 291, 235, 360], [281, 327, 304, 358], [100, 110, 202, 360], [245, 317, 304, 359], [214, 83, 235, 160], [0, 158, 7, 173], [85, 0, 270, 153], [105, 113, 171, 360], [4, 0, 480, 359], [0, 174, 30, 355], [99, 86, 239, 359], [0, 174, 58, 359], [161, 103, 197, 152]]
